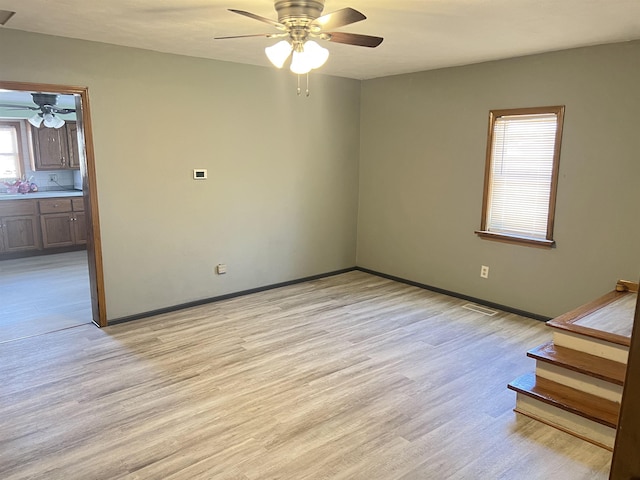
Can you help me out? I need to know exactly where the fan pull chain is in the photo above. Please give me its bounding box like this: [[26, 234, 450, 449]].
[[296, 74, 311, 97]]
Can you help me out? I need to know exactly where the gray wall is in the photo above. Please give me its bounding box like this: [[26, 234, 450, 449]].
[[0, 29, 361, 320], [358, 41, 640, 318], [3, 27, 639, 321]]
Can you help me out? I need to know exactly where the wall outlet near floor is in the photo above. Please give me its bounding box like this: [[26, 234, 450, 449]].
[[480, 265, 489, 279], [216, 264, 227, 275], [48, 174, 58, 182]]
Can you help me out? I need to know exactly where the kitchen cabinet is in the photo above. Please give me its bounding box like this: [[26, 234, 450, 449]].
[[39, 197, 86, 248], [71, 198, 87, 244], [31, 121, 79, 170], [0, 200, 40, 253], [66, 121, 80, 169]]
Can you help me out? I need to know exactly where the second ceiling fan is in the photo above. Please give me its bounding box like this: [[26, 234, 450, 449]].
[[215, 0, 383, 75], [0, 93, 75, 129]]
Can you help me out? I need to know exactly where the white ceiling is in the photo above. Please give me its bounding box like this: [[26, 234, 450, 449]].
[[1, 0, 640, 80]]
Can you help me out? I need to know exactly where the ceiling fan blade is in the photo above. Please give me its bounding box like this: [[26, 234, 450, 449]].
[[326, 32, 383, 48], [214, 33, 279, 40], [311, 7, 365, 30], [50, 107, 76, 114], [228, 9, 286, 31], [0, 104, 38, 110]]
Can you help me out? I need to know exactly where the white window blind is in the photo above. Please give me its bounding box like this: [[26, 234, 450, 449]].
[[486, 112, 559, 240], [0, 122, 22, 179]]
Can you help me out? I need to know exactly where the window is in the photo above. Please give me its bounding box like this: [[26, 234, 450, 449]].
[[476, 106, 565, 247], [0, 120, 25, 180]]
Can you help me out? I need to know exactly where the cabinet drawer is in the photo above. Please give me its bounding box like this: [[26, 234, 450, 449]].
[[39, 198, 72, 214], [72, 198, 85, 212], [0, 199, 37, 217]]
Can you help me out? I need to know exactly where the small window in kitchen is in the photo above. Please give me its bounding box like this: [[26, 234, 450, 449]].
[[0, 120, 25, 180], [476, 106, 565, 247]]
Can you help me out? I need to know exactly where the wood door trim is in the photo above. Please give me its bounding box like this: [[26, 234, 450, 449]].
[[0, 81, 107, 327]]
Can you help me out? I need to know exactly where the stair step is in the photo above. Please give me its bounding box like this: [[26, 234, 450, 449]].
[[508, 372, 619, 429], [528, 341, 626, 385], [546, 290, 632, 347]]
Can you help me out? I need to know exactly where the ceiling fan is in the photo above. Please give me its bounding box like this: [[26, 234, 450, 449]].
[[0, 93, 76, 129], [215, 0, 383, 75]]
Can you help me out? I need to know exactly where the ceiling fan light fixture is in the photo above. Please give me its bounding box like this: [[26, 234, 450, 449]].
[[303, 40, 329, 69], [218, 2, 382, 87], [28, 114, 44, 128], [265, 40, 293, 68], [43, 113, 65, 129], [51, 116, 66, 129], [290, 40, 329, 74], [290, 48, 313, 75]]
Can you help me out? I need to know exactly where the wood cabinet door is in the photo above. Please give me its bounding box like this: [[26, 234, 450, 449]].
[[66, 121, 80, 169], [2, 215, 40, 252], [40, 213, 74, 248], [32, 126, 70, 170], [73, 212, 87, 245]]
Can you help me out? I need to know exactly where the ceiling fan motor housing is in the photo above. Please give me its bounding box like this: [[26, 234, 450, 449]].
[[274, 0, 325, 24], [31, 93, 58, 108]]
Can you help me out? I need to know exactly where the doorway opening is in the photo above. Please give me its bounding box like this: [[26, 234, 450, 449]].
[[0, 81, 106, 341]]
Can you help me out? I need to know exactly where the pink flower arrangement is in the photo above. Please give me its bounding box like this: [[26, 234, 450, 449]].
[[3, 178, 37, 194]]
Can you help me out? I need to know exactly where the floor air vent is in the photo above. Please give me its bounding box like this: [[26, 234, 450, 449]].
[[462, 303, 498, 316]]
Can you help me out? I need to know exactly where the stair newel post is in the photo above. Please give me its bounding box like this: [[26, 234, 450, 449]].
[[610, 278, 640, 479]]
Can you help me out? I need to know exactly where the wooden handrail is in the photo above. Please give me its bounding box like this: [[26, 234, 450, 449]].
[[616, 280, 639, 293]]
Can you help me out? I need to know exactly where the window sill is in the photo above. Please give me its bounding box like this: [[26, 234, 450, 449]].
[[474, 230, 556, 248]]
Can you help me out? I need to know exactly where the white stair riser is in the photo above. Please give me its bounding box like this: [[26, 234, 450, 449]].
[[553, 330, 629, 364], [535, 362, 623, 403], [515, 393, 616, 450]]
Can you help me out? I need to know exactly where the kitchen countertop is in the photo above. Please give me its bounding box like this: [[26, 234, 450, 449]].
[[0, 190, 83, 200]]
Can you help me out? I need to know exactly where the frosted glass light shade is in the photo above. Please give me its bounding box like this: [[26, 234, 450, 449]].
[[28, 114, 43, 128], [43, 113, 65, 129], [289, 40, 329, 74], [303, 41, 329, 69], [290, 49, 313, 74], [265, 40, 292, 68], [52, 117, 66, 129]]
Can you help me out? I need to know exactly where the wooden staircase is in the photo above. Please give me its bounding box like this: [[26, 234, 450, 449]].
[[508, 280, 638, 450]]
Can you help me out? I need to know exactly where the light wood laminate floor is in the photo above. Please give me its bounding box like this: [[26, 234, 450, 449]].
[[0, 251, 92, 343], [0, 271, 612, 479]]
